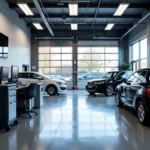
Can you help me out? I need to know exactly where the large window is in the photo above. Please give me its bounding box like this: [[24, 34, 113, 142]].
[[131, 38, 147, 69], [77, 47, 118, 79], [38, 46, 72, 81]]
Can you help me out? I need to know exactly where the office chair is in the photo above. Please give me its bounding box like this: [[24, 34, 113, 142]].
[[17, 83, 38, 118]]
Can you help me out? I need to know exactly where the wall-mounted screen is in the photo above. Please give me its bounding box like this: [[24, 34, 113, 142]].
[[0, 33, 8, 58]]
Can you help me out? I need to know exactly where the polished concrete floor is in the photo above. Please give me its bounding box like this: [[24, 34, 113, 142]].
[[1, 90, 150, 150]]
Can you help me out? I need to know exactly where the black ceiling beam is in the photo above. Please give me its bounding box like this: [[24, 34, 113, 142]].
[[28, 22, 135, 25], [27, 23, 133, 27], [31, 30, 125, 37], [31, 28, 127, 32], [20, 14, 141, 19], [9, 3, 150, 9]]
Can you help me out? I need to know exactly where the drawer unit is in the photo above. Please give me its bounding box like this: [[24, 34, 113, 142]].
[[0, 83, 18, 131], [8, 100, 16, 121], [8, 89, 16, 97]]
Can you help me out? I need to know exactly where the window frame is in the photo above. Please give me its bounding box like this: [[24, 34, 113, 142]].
[[38, 46, 73, 77], [77, 46, 119, 73], [130, 38, 147, 69]]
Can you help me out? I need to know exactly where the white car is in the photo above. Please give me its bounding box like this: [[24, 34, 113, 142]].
[[18, 72, 67, 96]]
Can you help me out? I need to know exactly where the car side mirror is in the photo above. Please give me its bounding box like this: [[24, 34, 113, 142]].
[[121, 78, 127, 83]]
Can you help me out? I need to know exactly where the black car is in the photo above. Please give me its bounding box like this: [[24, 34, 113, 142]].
[[115, 68, 150, 125], [86, 71, 132, 96]]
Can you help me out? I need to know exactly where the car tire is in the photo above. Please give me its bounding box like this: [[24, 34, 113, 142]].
[[88, 92, 95, 95], [137, 101, 149, 125], [47, 85, 58, 96], [5, 125, 11, 132], [115, 92, 124, 107], [104, 85, 114, 96]]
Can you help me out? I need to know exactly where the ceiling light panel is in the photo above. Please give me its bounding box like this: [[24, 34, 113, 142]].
[[17, 3, 34, 16], [68, 3, 78, 16], [114, 3, 129, 16], [71, 24, 78, 30], [33, 23, 43, 30], [105, 24, 115, 30]]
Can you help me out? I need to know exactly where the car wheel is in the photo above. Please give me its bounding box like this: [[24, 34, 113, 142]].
[[137, 101, 148, 125], [115, 92, 124, 107], [47, 85, 58, 96], [105, 85, 113, 96], [88, 92, 95, 95], [5, 125, 11, 132]]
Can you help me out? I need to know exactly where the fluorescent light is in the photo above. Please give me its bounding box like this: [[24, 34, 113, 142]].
[[71, 24, 78, 30], [68, 3, 78, 16], [33, 23, 43, 30], [114, 3, 129, 16], [17, 3, 34, 16], [105, 24, 115, 30]]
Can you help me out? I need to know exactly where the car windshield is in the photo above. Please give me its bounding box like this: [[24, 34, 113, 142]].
[[38, 73, 49, 79], [100, 72, 118, 79], [115, 72, 126, 80]]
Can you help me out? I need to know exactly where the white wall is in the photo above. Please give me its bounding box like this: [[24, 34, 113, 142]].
[[0, 0, 31, 73]]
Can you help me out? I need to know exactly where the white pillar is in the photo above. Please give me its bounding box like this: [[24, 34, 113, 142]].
[[147, 16, 150, 67]]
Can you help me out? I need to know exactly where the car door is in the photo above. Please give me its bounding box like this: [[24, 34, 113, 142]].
[[127, 71, 147, 105], [121, 74, 135, 104]]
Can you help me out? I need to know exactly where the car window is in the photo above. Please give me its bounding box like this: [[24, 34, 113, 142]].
[[127, 74, 135, 82], [127, 71, 147, 83], [28, 73, 33, 79], [115, 72, 126, 80], [136, 71, 147, 83], [18, 73, 28, 79], [126, 71, 133, 78], [32, 73, 42, 79]]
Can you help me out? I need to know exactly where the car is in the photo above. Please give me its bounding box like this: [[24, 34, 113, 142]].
[[86, 70, 132, 96], [49, 75, 65, 81], [18, 72, 67, 96], [115, 68, 150, 125], [78, 71, 88, 76], [78, 72, 103, 80]]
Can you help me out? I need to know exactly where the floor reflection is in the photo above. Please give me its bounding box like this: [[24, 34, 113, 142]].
[[0, 90, 150, 150]]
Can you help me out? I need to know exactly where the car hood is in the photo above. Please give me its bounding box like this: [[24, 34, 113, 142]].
[[47, 78, 66, 84], [88, 78, 109, 82]]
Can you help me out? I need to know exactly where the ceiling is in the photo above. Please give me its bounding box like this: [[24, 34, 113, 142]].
[[7, 0, 150, 40]]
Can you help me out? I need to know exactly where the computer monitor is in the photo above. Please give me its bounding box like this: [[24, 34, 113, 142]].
[[11, 65, 19, 83], [0, 66, 9, 83]]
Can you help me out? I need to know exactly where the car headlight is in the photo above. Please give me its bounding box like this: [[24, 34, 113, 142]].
[[57, 82, 63, 85]]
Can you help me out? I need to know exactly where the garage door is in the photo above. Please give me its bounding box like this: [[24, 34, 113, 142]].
[[77, 47, 119, 89], [38, 46, 73, 89]]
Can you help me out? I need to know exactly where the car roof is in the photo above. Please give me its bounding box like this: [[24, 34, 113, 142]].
[[139, 68, 150, 71], [19, 72, 39, 74]]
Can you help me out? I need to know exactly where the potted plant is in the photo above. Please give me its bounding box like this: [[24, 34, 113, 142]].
[[119, 63, 130, 70]]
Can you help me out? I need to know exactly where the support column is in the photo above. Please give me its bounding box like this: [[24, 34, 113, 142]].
[[147, 16, 150, 67], [31, 36, 39, 72], [119, 37, 129, 66], [72, 36, 78, 88]]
